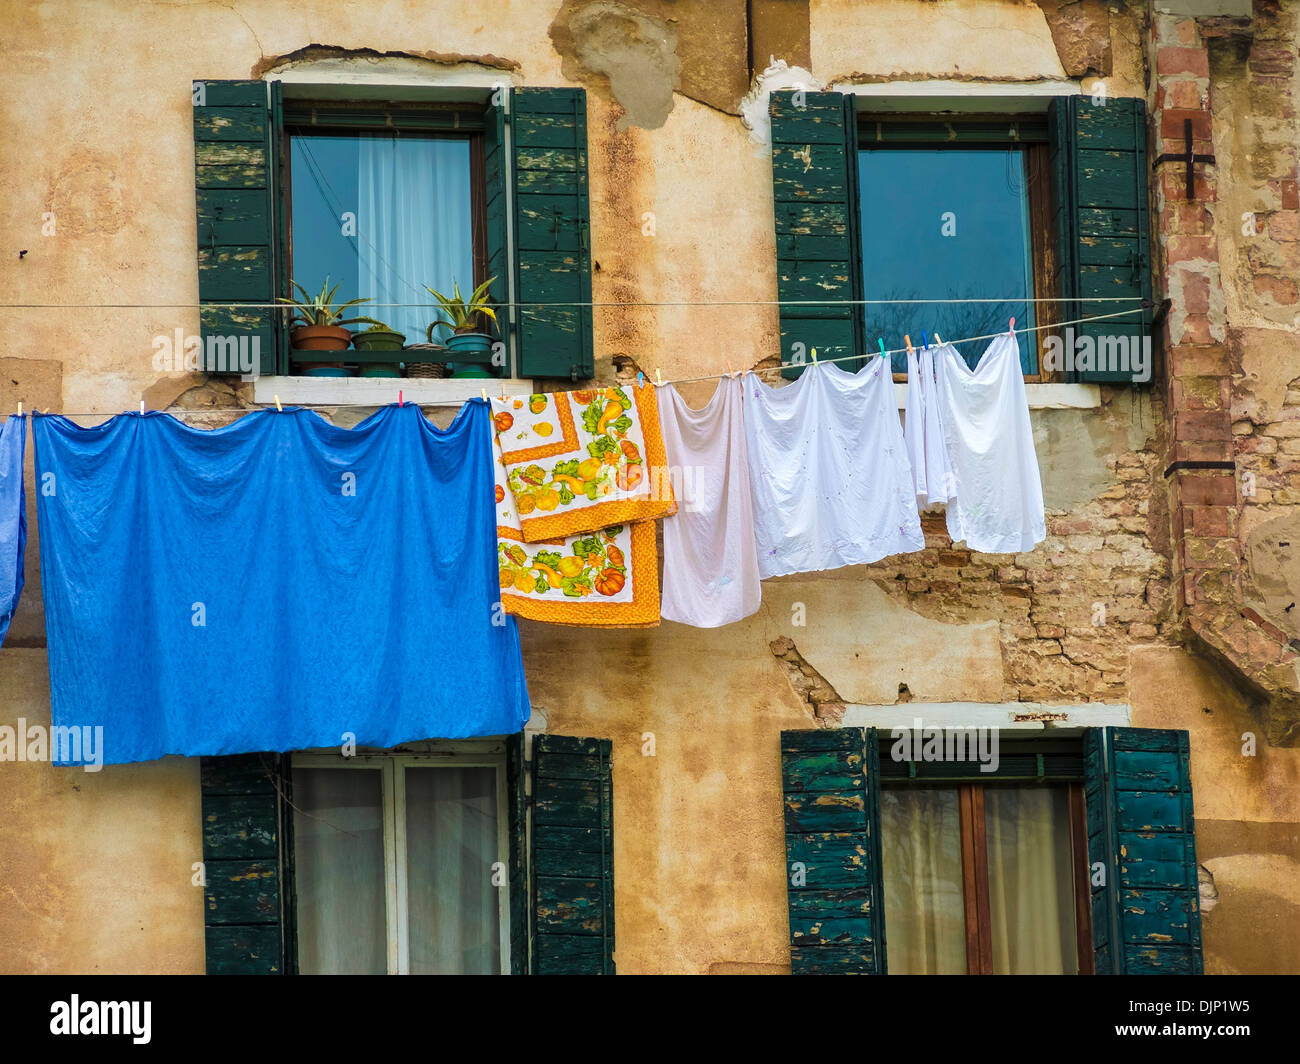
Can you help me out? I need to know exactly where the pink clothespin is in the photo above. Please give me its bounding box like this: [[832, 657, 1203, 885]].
[[1009, 317, 1016, 332], [398, 390, 404, 407]]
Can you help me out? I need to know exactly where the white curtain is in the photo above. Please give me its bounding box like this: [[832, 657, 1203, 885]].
[[880, 787, 968, 974], [293, 767, 388, 975], [356, 134, 474, 343], [404, 766, 500, 975], [985, 785, 1077, 974]]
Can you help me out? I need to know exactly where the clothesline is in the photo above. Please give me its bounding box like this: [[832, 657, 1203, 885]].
[[13, 307, 1147, 419], [0, 296, 1152, 310]]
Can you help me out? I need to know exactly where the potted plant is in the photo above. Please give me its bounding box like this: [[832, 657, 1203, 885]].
[[424, 277, 498, 368], [278, 279, 374, 376], [353, 321, 406, 378]]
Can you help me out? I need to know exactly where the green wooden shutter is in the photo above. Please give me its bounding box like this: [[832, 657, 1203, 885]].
[[510, 88, 594, 381], [530, 734, 614, 974], [193, 79, 281, 376], [781, 727, 886, 974], [505, 730, 530, 975], [484, 95, 512, 376], [770, 91, 865, 378], [200, 753, 291, 974], [1050, 96, 1151, 384], [1084, 727, 1203, 975]]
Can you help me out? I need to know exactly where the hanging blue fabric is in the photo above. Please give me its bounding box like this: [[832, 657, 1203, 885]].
[[32, 401, 529, 766], [0, 415, 26, 646]]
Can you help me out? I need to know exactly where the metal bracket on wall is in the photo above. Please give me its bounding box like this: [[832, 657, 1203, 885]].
[[1154, 118, 1215, 201]]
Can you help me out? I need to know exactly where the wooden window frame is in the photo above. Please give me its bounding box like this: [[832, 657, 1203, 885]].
[[290, 746, 511, 976], [855, 115, 1061, 384], [279, 102, 490, 371]]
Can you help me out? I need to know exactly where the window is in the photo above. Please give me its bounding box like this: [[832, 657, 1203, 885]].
[[291, 751, 509, 975], [856, 119, 1050, 376], [192, 80, 595, 381], [769, 92, 1152, 384], [285, 118, 484, 354], [780, 726, 1203, 975], [880, 782, 1087, 975]]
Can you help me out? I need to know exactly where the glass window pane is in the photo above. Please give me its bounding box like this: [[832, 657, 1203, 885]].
[[289, 132, 474, 344], [858, 147, 1037, 373], [404, 766, 501, 975], [879, 786, 967, 974], [292, 766, 387, 975], [985, 785, 1078, 974]]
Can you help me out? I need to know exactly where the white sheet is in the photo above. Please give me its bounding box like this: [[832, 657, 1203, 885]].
[[657, 376, 763, 627], [744, 358, 924, 578], [904, 343, 957, 510], [934, 332, 1046, 553]]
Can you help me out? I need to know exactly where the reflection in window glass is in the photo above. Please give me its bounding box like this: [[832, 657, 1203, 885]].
[[879, 786, 967, 974], [289, 132, 474, 344], [858, 148, 1037, 373]]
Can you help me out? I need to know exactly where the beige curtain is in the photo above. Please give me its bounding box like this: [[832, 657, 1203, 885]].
[[879, 787, 967, 974], [985, 785, 1077, 974]]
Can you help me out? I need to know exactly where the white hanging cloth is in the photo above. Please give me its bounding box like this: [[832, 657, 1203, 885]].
[[656, 376, 763, 628], [743, 357, 924, 578], [933, 332, 1046, 553], [904, 343, 957, 511]]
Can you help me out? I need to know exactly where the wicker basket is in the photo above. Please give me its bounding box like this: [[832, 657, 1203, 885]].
[[403, 344, 449, 379]]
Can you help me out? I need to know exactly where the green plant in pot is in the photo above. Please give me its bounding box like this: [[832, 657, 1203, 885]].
[[353, 321, 407, 378], [278, 279, 374, 377], [425, 277, 498, 372]]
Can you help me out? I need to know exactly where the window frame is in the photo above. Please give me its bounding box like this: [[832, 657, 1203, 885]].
[[290, 745, 512, 976], [278, 99, 492, 374], [855, 112, 1061, 383]]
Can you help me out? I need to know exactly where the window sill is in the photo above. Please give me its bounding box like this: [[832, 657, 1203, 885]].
[[893, 382, 1099, 411], [251, 376, 496, 407]]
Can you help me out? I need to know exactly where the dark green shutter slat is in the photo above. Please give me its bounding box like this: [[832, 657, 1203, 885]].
[[1049, 96, 1151, 384], [781, 727, 886, 974], [193, 79, 279, 375], [770, 91, 865, 378], [200, 753, 288, 974], [530, 733, 614, 974], [505, 731, 529, 975], [1085, 727, 1203, 975], [511, 88, 593, 381], [484, 97, 511, 374]]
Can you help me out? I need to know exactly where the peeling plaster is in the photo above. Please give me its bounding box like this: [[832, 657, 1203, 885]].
[[253, 44, 519, 81]]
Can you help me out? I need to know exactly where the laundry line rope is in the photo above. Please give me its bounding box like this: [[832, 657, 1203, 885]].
[[0, 296, 1152, 310], [19, 307, 1147, 420]]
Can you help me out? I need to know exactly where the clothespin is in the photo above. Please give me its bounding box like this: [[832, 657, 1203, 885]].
[[16, 402, 21, 418], [878, 337, 887, 359], [655, 369, 663, 386], [637, 371, 644, 389], [904, 334, 913, 354], [921, 331, 929, 350], [1009, 316, 1016, 332], [811, 348, 817, 364], [140, 400, 145, 415], [481, 388, 488, 402], [398, 389, 404, 407], [274, 395, 282, 412]]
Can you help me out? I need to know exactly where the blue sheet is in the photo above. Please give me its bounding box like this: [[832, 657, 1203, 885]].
[[33, 401, 529, 765], [0, 415, 26, 645]]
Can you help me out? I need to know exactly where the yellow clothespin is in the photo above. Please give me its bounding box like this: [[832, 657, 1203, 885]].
[[16, 402, 21, 417], [274, 395, 282, 412], [481, 388, 488, 402], [811, 347, 817, 364], [655, 369, 663, 386], [934, 332, 943, 346]]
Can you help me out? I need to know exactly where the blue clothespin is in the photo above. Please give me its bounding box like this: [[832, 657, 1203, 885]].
[[878, 337, 887, 359], [921, 331, 929, 350], [637, 371, 644, 389]]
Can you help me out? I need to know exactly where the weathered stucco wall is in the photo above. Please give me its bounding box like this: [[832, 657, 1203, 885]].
[[1, 0, 1297, 974]]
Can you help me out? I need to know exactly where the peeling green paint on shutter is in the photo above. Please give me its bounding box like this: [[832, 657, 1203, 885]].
[[1049, 96, 1152, 384], [511, 88, 594, 381], [1085, 728, 1203, 975], [200, 753, 290, 975], [781, 727, 886, 974], [193, 79, 281, 376], [770, 91, 865, 378], [530, 734, 614, 974], [505, 731, 529, 975]]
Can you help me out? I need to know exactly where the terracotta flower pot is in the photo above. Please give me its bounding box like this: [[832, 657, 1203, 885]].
[[291, 325, 352, 351]]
